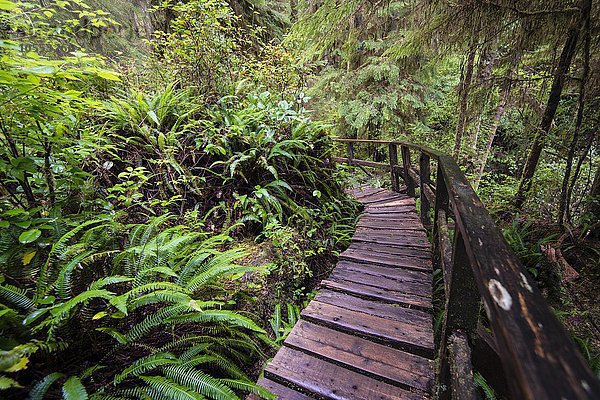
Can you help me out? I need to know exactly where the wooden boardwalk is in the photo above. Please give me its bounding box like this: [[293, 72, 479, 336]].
[[254, 186, 435, 399]]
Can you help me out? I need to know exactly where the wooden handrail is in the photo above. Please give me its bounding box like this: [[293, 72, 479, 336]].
[[333, 138, 600, 399]]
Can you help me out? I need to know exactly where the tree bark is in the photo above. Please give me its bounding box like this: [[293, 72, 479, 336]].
[[558, 0, 591, 226], [453, 47, 476, 160], [514, 19, 581, 210], [473, 83, 510, 190]]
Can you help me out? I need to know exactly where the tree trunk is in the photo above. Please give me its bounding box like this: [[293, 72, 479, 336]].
[[453, 47, 476, 160], [473, 87, 509, 190], [586, 166, 600, 238], [558, 0, 591, 226], [290, 0, 297, 22], [514, 22, 581, 210]]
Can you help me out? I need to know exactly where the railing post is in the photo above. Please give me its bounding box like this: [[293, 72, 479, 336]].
[[347, 142, 354, 166], [401, 146, 415, 197], [437, 230, 480, 400], [419, 153, 431, 226], [389, 143, 399, 192], [432, 164, 449, 280]]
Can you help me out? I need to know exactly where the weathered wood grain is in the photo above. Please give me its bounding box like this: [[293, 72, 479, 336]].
[[284, 320, 434, 392], [301, 301, 434, 358], [265, 347, 427, 400]]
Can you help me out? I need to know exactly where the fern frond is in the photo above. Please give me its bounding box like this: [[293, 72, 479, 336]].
[[167, 310, 265, 333], [140, 376, 205, 400], [114, 353, 178, 385], [220, 379, 276, 400], [29, 372, 65, 400], [0, 284, 35, 311], [126, 305, 189, 342], [62, 376, 89, 400], [89, 276, 133, 290], [161, 366, 240, 400], [54, 250, 94, 299]]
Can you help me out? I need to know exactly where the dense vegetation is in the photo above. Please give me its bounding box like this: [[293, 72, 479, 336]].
[[0, 0, 598, 398]]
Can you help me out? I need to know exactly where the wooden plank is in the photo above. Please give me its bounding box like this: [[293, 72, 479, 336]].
[[352, 234, 432, 249], [365, 199, 416, 208], [265, 347, 427, 400], [342, 245, 432, 264], [249, 377, 314, 400], [355, 226, 428, 239], [321, 279, 432, 311], [365, 209, 422, 216], [357, 220, 427, 232], [335, 260, 432, 284], [301, 301, 434, 357], [315, 290, 432, 325], [359, 192, 407, 204], [284, 320, 434, 393], [350, 186, 386, 199], [329, 268, 431, 298], [339, 253, 431, 273]]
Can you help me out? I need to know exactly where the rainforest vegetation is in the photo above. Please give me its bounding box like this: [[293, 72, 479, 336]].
[[0, 0, 598, 399]]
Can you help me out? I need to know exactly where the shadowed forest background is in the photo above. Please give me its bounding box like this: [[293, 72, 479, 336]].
[[0, 0, 598, 398]]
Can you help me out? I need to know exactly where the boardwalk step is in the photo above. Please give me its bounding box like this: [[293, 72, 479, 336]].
[[340, 248, 432, 271], [346, 242, 432, 259], [284, 320, 434, 393], [328, 268, 431, 298], [301, 301, 434, 358], [320, 279, 432, 311], [335, 260, 432, 285], [265, 347, 428, 400]]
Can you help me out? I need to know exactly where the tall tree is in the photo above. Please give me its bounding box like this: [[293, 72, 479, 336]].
[[514, 0, 590, 210]]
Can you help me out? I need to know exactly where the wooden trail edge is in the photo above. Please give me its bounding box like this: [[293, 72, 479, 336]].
[[250, 187, 435, 399]]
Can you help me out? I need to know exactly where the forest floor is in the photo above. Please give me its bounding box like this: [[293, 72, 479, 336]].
[[561, 244, 600, 373]]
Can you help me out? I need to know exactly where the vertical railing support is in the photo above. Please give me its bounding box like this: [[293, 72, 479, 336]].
[[389, 143, 400, 192], [401, 146, 415, 197], [437, 229, 481, 400], [419, 153, 431, 226], [347, 142, 354, 166]]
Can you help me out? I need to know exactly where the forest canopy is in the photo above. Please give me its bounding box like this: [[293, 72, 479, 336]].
[[0, 0, 598, 399]]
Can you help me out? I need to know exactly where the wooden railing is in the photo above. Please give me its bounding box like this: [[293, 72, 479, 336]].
[[334, 139, 600, 400]]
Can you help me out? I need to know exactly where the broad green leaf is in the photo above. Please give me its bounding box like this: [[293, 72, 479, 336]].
[[22, 251, 36, 266], [0, 375, 22, 389], [19, 229, 41, 244], [0, 1, 17, 11]]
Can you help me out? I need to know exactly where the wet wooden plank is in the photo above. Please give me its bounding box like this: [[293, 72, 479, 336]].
[[315, 290, 432, 324], [284, 320, 434, 393], [321, 279, 432, 311], [366, 198, 416, 208], [355, 226, 428, 239], [359, 192, 408, 204], [265, 347, 427, 400], [341, 248, 432, 270], [328, 268, 431, 298], [346, 242, 431, 258], [357, 220, 427, 232], [301, 301, 434, 357], [335, 260, 432, 284], [349, 186, 386, 199], [249, 377, 314, 400], [352, 234, 432, 249]]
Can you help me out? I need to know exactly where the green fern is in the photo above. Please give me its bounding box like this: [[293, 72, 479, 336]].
[[0, 284, 35, 311], [113, 353, 178, 384], [62, 376, 89, 400], [161, 365, 240, 400], [140, 375, 206, 400], [29, 372, 65, 400], [167, 310, 265, 333]]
